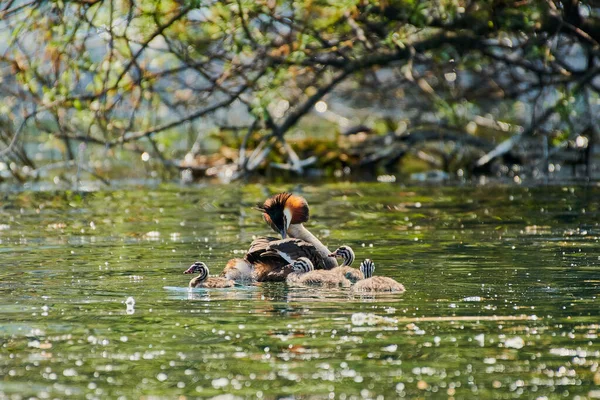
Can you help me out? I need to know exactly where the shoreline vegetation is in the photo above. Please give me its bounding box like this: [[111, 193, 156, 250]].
[[2, 125, 597, 186], [178, 125, 599, 183]]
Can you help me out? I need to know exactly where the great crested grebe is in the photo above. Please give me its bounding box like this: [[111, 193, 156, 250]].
[[216, 238, 322, 283], [328, 246, 364, 283], [184, 262, 234, 288], [253, 193, 338, 269], [351, 259, 405, 293], [285, 257, 350, 288], [217, 193, 338, 283]]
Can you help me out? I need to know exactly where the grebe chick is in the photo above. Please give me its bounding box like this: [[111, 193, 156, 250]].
[[219, 258, 254, 282], [351, 259, 405, 293], [257, 193, 337, 270], [329, 245, 364, 283], [285, 257, 314, 285], [286, 257, 350, 288], [184, 262, 234, 288], [219, 255, 294, 283]]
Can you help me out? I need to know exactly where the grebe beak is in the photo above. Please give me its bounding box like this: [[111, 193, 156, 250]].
[[280, 228, 287, 239], [328, 253, 337, 257], [183, 266, 195, 274]]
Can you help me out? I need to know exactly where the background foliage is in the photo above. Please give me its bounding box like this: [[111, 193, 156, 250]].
[[1, 0, 599, 183]]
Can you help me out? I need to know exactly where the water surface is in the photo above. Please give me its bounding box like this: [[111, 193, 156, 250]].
[[1, 183, 599, 398]]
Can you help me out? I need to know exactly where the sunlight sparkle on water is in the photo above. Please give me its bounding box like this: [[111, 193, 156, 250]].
[[1, 185, 599, 398]]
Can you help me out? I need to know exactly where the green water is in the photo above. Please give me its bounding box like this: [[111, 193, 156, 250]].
[[1, 183, 599, 399]]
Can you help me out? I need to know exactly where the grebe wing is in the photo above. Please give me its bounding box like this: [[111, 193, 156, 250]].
[[246, 236, 279, 263], [263, 238, 325, 268]]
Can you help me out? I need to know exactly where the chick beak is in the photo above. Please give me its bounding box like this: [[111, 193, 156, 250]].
[[328, 253, 337, 257], [183, 266, 194, 274]]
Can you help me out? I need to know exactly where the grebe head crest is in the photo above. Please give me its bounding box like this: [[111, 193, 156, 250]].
[[359, 259, 375, 278], [291, 257, 314, 273], [184, 261, 209, 281], [329, 245, 355, 266], [256, 193, 309, 239]]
